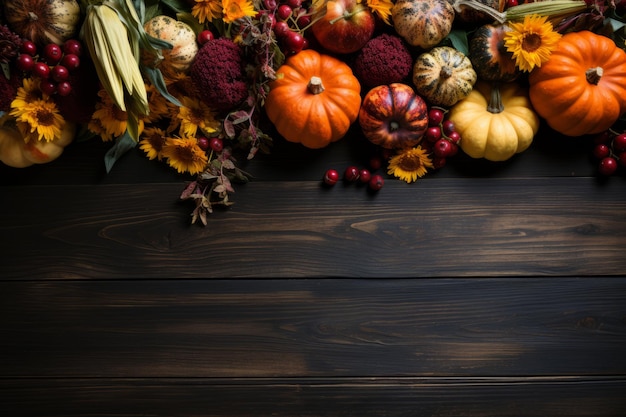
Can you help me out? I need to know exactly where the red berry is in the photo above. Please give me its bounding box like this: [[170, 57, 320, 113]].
[[284, 31, 305, 53], [446, 130, 461, 144], [63, 39, 82, 56], [598, 156, 618, 176], [263, 0, 278, 10], [61, 53, 80, 71], [344, 165, 360, 182], [43, 43, 63, 65], [368, 174, 384, 191], [369, 155, 382, 171], [33, 62, 51, 79], [16, 54, 35, 72], [197, 30, 214, 45], [593, 131, 611, 145], [56, 81, 72, 96], [274, 21, 290, 38], [593, 143, 611, 160], [277, 4, 292, 20], [434, 138, 454, 158], [428, 108, 445, 126], [359, 168, 372, 184], [209, 137, 223, 152], [442, 120, 455, 136], [323, 169, 340, 186], [507, 0, 518, 7], [612, 133, 626, 152], [197, 136, 210, 151], [20, 40, 37, 56], [618, 151, 626, 168], [296, 14, 311, 28], [425, 126, 442, 143], [51, 65, 70, 82], [287, 0, 302, 8], [432, 156, 446, 169], [39, 80, 57, 95]]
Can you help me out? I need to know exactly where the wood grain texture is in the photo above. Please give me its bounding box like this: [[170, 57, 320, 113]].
[[2, 279, 625, 378], [1, 177, 625, 278], [2, 377, 625, 417]]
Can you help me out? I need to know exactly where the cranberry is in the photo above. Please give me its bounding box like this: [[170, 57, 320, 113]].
[[432, 156, 446, 169], [593, 143, 611, 160], [287, 0, 302, 8], [442, 120, 456, 136], [368, 174, 384, 191], [433, 138, 454, 158], [284, 31, 305, 53], [61, 53, 80, 71], [425, 126, 442, 143], [598, 156, 618, 176], [197, 136, 210, 150], [209, 137, 223, 152], [39, 80, 57, 95], [43, 43, 63, 65], [369, 155, 382, 171], [63, 39, 82, 56], [20, 40, 37, 56], [277, 4, 292, 20], [16, 54, 35, 72], [344, 166, 360, 182], [296, 14, 311, 28], [323, 169, 340, 186], [197, 30, 214, 45], [618, 151, 626, 168], [593, 131, 611, 144], [506, 0, 518, 7], [274, 21, 290, 38], [56, 81, 72, 96], [51, 65, 70, 82], [428, 108, 445, 126], [33, 62, 51, 79], [359, 168, 372, 184], [446, 131, 461, 144], [263, 0, 278, 10], [612, 133, 626, 152]]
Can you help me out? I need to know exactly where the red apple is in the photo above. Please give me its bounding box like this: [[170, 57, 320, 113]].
[[310, 0, 375, 54]]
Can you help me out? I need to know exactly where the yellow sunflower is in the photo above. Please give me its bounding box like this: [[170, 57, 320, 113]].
[[177, 96, 220, 138], [365, 0, 393, 25], [139, 127, 168, 161], [11, 98, 64, 143], [10, 77, 42, 119], [91, 89, 145, 140], [222, 0, 256, 24], [387, 146, 434, 183], [162, 136, 209, 175], [145, 84, 170, 123], [192, 0, 224, 23], [503, 14, 562, 72]]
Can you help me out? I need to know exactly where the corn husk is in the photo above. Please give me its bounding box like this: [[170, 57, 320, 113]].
[[451, 0, 588, 25]]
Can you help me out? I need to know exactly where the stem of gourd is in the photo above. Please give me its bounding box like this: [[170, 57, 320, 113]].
[[487, 82, 504, 114], [451, 0, 507, 24], [308, 76, 325, 95], [585, 67, 603, 85]]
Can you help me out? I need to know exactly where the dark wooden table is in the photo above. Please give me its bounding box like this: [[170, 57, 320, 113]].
[[1, 124, 625, 416]]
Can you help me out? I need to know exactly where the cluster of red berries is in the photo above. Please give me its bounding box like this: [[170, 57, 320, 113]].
[[323, 156, 385, 191], [592, 130, 626, 176], [421, 106, 461, 169], [197, 136, 224, 153], [263, 0, 313, 55], [16, 39, 83, 97]]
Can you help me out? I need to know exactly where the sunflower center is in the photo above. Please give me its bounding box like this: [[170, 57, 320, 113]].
[[148, 133, 166, 151], [399, 153, 423, 171], [175, 145, 198, 163], [35, 108, 55, 126], [521, 33, 542, 52]]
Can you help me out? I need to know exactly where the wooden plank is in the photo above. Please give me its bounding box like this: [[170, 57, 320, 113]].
[[1, 377, 625, 417], [1, 178, 625, 278], [1, 279, 625, 378]]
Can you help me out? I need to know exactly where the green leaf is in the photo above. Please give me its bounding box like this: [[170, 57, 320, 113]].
[[142, 65, 182, 107], [160, 0, 191, 14], [104, 131, 137, 173], [440, 29, 470, 56]]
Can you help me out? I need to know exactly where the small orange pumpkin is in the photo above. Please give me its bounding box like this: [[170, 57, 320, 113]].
[[265, 49, 362, 149], [528, 30, 626, 137]]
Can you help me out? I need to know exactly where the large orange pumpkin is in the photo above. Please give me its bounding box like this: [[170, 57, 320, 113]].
[[265, 50, 362, 149], [528, 31, 626, 137]]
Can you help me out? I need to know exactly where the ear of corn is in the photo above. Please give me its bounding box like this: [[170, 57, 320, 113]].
[[505, 0, 588, 22], [80, 1, 150, 141]]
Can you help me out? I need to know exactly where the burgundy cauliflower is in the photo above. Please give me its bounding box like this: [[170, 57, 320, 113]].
[[189, 38, 248, 112], [354, 34, 413, 88]]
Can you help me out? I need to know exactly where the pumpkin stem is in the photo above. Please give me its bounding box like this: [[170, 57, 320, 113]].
[[28, 12, 39, 22], [440, 66, 453, 79], [487, 82, 504, 114], [308, 76, 325, 95], [451, 0, 507, 24], [585, 67, 603, 85]]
